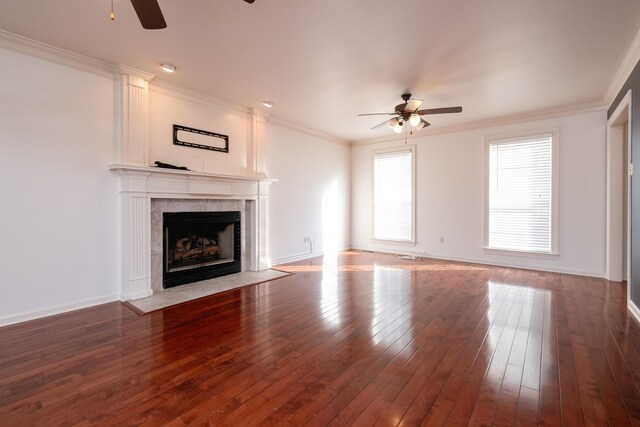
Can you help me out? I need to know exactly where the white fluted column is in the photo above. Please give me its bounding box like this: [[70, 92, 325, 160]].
[[117, 65, 154, 166]]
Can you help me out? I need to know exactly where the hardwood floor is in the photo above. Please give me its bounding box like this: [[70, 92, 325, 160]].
[[1, 250, 640, 426]]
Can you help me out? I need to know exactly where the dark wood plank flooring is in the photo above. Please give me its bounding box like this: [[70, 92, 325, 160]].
[[1, 250, 640, 426]]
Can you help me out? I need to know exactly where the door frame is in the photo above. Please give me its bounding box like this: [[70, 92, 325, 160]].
[[606, 90, 632, 287]]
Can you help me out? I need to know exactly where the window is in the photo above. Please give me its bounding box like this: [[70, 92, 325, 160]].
[[373, 147, 415, 242], [485, 131, 558, 254]]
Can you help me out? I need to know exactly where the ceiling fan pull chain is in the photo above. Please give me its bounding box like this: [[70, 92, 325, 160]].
[[110, 0, 115, 21]]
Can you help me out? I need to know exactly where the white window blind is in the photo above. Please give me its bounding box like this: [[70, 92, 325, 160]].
[[373, 149, 413, 241], [488, 135, 552, 253]]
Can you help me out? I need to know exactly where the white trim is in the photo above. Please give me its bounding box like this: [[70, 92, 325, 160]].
[[0, 30, 257, 120], [421, 252, 604, 278], [352, 101, 606, 147], [267, 116, 352, 147], [109, 165, 275, 300], [0, 28, 612, 148], [482, 247, 560, 259], [109, 163, 276, 184], [272, 251, 324, 266], [118, 64, 155, 83], [0, 295, 119, 327], [371, 239, 417, 247], [350, 244, 425, 260], [149, 80, 250, 116], [606, 90, 632, 283], [271, 244, 351, 266], [0, 29, 116, 78], [605, 27, 640, 106], [349, 245, 605, 278], [483, 129, 560, 256], [629, 299, 640, 325], [121, 289, 153, 301], [371, 146, 416, 243]]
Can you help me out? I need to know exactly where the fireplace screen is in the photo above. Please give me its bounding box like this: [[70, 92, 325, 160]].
[[163, 211, 241, 288]]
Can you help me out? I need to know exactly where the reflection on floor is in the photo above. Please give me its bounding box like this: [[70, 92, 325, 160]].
[[1, 250, 639, 425]]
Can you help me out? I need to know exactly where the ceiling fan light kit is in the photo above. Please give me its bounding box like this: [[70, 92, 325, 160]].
[[360, 93, 463, 133]]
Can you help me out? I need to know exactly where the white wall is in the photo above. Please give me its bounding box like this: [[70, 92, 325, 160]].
[[264, 124, 351, 264], [0, 48, 121, 324], [351, 110, 607, 277], [147, 85, 352, 267], [148, 84, 250, 176], [0, 43, 353, 325]]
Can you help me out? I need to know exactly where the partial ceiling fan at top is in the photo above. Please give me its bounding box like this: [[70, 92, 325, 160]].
[[129, 0, 256, 29], [359, 93, 462, 133]]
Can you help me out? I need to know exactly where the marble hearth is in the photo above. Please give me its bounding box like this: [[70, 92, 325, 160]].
[[110, 165, 274, 300]]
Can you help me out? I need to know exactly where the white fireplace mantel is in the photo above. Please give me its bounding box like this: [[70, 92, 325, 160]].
[[109, 164, 276, 300]]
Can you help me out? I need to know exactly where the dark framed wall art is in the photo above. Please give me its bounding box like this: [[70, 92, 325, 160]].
[[173, 124, 229, 153]]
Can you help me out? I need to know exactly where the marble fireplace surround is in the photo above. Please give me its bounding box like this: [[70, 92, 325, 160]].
[[110, 164, 274, 300]]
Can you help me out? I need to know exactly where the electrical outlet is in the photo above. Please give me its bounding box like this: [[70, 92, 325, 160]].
[[439, 236, 445, 244]]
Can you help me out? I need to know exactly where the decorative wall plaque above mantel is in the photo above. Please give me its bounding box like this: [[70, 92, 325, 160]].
[[173, 124, 229, 153]]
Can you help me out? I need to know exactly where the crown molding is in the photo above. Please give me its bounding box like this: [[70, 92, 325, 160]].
[[117, 64, 155, 82], [0, 29, 116, 78], [352, 101, 607, 147], [149, 79, 250, 116], [267, 116, 352, 147], [605, 27, 640, 107]]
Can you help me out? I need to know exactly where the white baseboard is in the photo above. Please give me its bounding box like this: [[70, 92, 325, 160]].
[[350, 244, 425, 259], [121, 289, 154, 301], [0, 294, 120, 327], [271, 251, 324, 266], [629, 299, 640, 325], [271, 246, 352, 266], [349, 244, 606, 278]]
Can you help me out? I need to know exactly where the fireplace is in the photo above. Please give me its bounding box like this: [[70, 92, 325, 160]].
[[110, 165, 273, 300], [163, 211, 241, 288]]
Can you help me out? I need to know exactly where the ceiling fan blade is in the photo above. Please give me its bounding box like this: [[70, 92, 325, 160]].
[[130, 0, 167, 29], [416, 106, 463, 115], [405, 98, 423, 112], [416, 118, 430, 130], [358, 112, 396, 116], [372, 119, 391, 130], [395, 103, 407, 113], [244, 0, 256, 3]]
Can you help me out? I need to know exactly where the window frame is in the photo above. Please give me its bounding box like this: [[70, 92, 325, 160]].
[[371, 145, 416, 245], [483, 129, 559, 257]]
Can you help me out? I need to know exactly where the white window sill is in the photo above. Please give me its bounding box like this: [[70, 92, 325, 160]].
[[483, 247, 559, 260]]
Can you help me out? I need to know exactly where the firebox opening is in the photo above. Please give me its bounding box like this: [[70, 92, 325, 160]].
[[163, 211, 241, 288]]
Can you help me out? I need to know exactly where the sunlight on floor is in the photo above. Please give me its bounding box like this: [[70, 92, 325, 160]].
[[370, 265, 414, 346], [320, 255, 342, 327], [279, 259, 489, 273]]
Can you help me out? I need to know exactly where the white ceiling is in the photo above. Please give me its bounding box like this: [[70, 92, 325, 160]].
[[1, 0, 639, 141]]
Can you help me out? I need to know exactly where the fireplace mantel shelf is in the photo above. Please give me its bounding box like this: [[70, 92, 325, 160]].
[[109, 164, 276, 199], [108, 164, 277, 184]]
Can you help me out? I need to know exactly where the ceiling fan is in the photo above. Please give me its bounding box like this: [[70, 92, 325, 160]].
[[129, 0, 256, 30], [359, 93, 462, 133]]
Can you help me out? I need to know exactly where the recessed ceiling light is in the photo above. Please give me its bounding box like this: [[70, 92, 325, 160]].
[[262, 100, 274, 108], [159, 63, 176, 73]]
